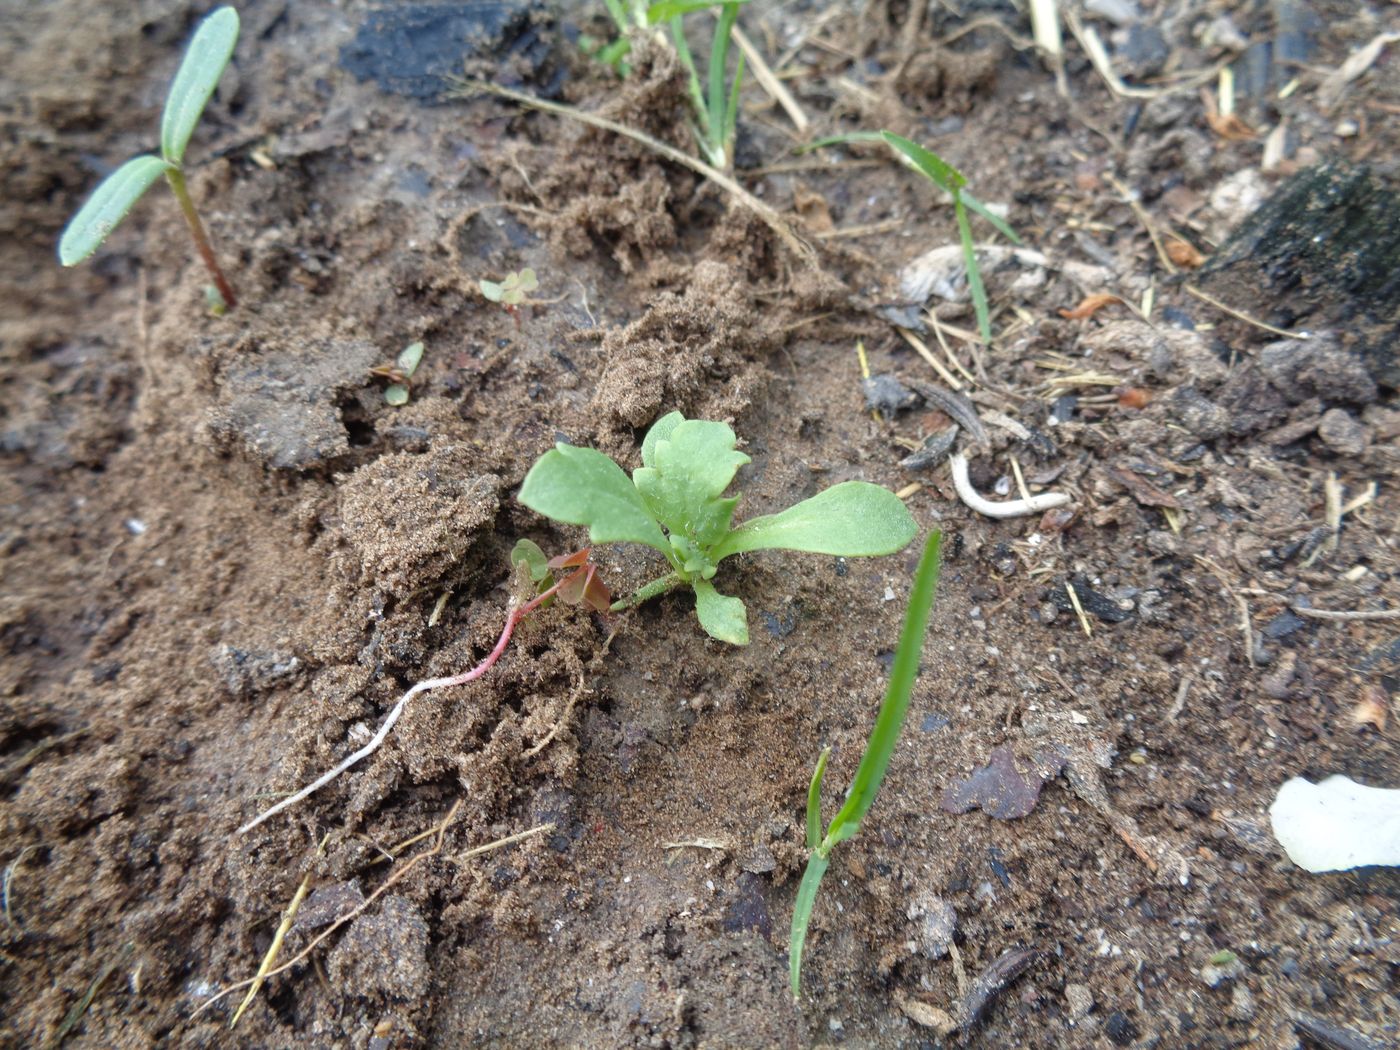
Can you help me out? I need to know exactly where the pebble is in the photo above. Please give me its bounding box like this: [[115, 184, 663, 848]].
[[1317, 408, 1369, 455], [1229, 983, 1257, 1022], [1200, 954, 1245, 988], [1064, 983, 1094, 1022]]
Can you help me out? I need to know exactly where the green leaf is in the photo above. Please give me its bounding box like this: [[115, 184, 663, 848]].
[[805, 747, 831, 850], [712, 481, 915, 561], [58, 155, 172, 266], [634, 417, 750, 549], [692, 579, 748, 644], [515, 268, 538, 293], [646, 0, 750, 24], [640, 411, 684, 468], [788, 852, 830, 997], [519, 443, 671, 555], [479, 279, 504, 302], [383, 384, 410, 406], [956, 196, 992, 343], [160, 6, 240, 166], [961, 190, 1021, 244], [823, 533, 942, 846], [396, 341, 425, 378], [510, 539, 551, 583], [878, 130, 966, 194]]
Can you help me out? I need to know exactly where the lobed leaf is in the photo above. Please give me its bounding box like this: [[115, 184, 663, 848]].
[[712, 481, 915, 561], [161, 6, 240, 166], [634, 416, 749, 549], [692, 579, 748, 644], [519, 443, 670, 555], [58, 155, 172, 266]]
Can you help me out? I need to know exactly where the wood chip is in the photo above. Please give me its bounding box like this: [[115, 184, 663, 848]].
[[1164, 236, 1205, 268], [1106, 465, 1182, 509], [1058, 292, 1123, 319]]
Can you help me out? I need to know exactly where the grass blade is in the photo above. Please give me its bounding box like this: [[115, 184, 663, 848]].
[[805, 747, 831, 850], [603, 0, 631, 33], [955, 197, 992, 342], [788, 852, 830, 997], [723, 48, 746, 161], [822, 532, 943, 846], [708, 3, 742, 162], [647, 0, 751, 21], [878, 130, 966, 194], [58, 154, 171, 266], [962, 190, 1021, 244], [160, 6, 239, 165]]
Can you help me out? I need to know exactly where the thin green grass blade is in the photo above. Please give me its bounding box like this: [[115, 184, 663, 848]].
[[961, 190, 1021, 244], [161, 6, 239, 165], [822, 532, 942, 846], [668, 16, 707, 117], [708, 3, 741, 159], [955, 196, 992, 343], [805, 747, 831, 850], [878, 130, 965, 194], [58, 154, 171, 266], [603, 0, 630, 33], [723, 48, 746, 162], [647, 0, 751, 21], [788, 852, 830, 997]]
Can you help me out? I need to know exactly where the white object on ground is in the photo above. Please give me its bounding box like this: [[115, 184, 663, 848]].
[[948, 453, 1070, 519], [1269, 775, 1400, 872]]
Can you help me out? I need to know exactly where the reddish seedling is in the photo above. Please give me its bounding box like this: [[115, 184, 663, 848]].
[[237, 546, 609, 834]]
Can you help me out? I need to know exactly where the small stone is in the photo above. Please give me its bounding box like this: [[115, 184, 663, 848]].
[[1316, 408, 1369, 455], [906, 891, 957, 959], [1200, 954, 1245, 988], [1229, 983, 1257, 1022], [1334, 119, 1359, 138], [1104, 1011, 1140, 1045], [894, 992, 957, 1035], [1065, 983, 1094, 1021]]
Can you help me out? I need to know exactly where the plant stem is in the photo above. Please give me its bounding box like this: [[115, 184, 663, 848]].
[[238, 579, 565, 835], [610, 571, 685, 611], [165, 166, 237, 309]]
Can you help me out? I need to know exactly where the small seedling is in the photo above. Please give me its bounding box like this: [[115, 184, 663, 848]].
[[58, 6, 240, 309], [479, 268, 538, 328], [236, 545, 610, 834], [806, 130, 1020, 341], [370, 340, 426, 406], [518, 411, 917, 645], [586, 0, 750, 170], [789, 531, 942, 996]]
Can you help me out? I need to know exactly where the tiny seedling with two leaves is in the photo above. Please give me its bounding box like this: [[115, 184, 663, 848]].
[[370, 340, 426, 406], [518, 411, 917, 644], [58, 6, 240, 310]]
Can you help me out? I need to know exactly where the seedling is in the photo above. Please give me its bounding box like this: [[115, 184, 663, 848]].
[[518, 411, 917, 645], [58, 7, 240, 309], [806, 130, 1020, 341], [586, 0, 750, 170], [789, 531, 943, 996], [236, 546, 610, 834], [479, 268, 538, 328], [370, 340, 426, 406]]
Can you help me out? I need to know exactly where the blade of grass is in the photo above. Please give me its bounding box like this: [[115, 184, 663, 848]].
[[961, 190, 1021, 244], [954, 196, 992, 343], [668, 16, 708, 121], [723, 48, 746, 161], [789, 532, 943, 998], [708, 3, 742, 162], [878, 130, 966, 194]]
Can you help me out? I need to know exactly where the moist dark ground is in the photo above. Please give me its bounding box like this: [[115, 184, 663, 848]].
[[2, 0, 1398, 1047]]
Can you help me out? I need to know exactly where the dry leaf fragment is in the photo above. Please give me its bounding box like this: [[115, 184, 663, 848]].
[[1318, 32, 1400, 111], [792, 183, 834, 233], [1165, 236, 1206, 268], [1207, 112, 1256, 141], [1058, 292, 1123, 319], [1107, 464, 1181, 508], [1349, 684, 1389, 731]]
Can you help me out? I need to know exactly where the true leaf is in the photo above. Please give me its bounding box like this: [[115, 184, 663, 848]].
[[692, 579, 748, 644], [518, 443, 670, 555], [58, 155, 172, 266], [712, 481, 915, 561], [640, 410, 684, 468], [160, 6, 240, 166], [634, 417, 749, 549]]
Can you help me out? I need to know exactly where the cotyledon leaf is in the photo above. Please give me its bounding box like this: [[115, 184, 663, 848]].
[[58, 155, 172, 266], [160, 6, 240, 166]]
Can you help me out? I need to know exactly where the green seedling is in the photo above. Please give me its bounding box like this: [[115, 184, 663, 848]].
[[806, 130, 1020, 342], [371, 340, 426, 406], [58, 6, 240, 309], [789, 531, 942, 996], [479, 268, 538, 328], [586, 0, 750, 170], [237, 546, 611, 834], [518, 411, 917, 645]]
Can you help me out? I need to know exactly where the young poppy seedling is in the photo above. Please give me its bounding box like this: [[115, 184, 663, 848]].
[[479, 268, 538, 328], [518, 411, 918, 644], [58, 6, 241, 309], [370, 340, 426, 406]]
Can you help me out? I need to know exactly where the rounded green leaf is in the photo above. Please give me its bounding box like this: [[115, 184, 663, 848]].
[[396, 341, 425, 377], [161, 6, 240, 165], [383, 384, 410, 406], [58, 154, 172, 266], [692, 579, 748, 645], [712, 481, 916, 561]]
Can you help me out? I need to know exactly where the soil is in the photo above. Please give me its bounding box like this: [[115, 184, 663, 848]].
[[3, 1, 1398, 1047]]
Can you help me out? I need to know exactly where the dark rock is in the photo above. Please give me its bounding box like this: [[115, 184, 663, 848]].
[[1172, 386, 1230, 440], [1215, 366, 1289, 434], [862, 373, 920, 414], [340, 2, 562, 101], [1199, 164, 1400, 386], [1263, 609, 1307, 641], [722, 873, 772, 937], [1050, 576, 1133, 623], [1104, 1011, 1140, 1046], [1257, 335, 1377, 405]]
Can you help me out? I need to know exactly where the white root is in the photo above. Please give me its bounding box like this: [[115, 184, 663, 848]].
[[948, 452, 1070, 519]]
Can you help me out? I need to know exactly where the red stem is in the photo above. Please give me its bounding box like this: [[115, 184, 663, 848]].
[[165, 166, 238, 309]]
